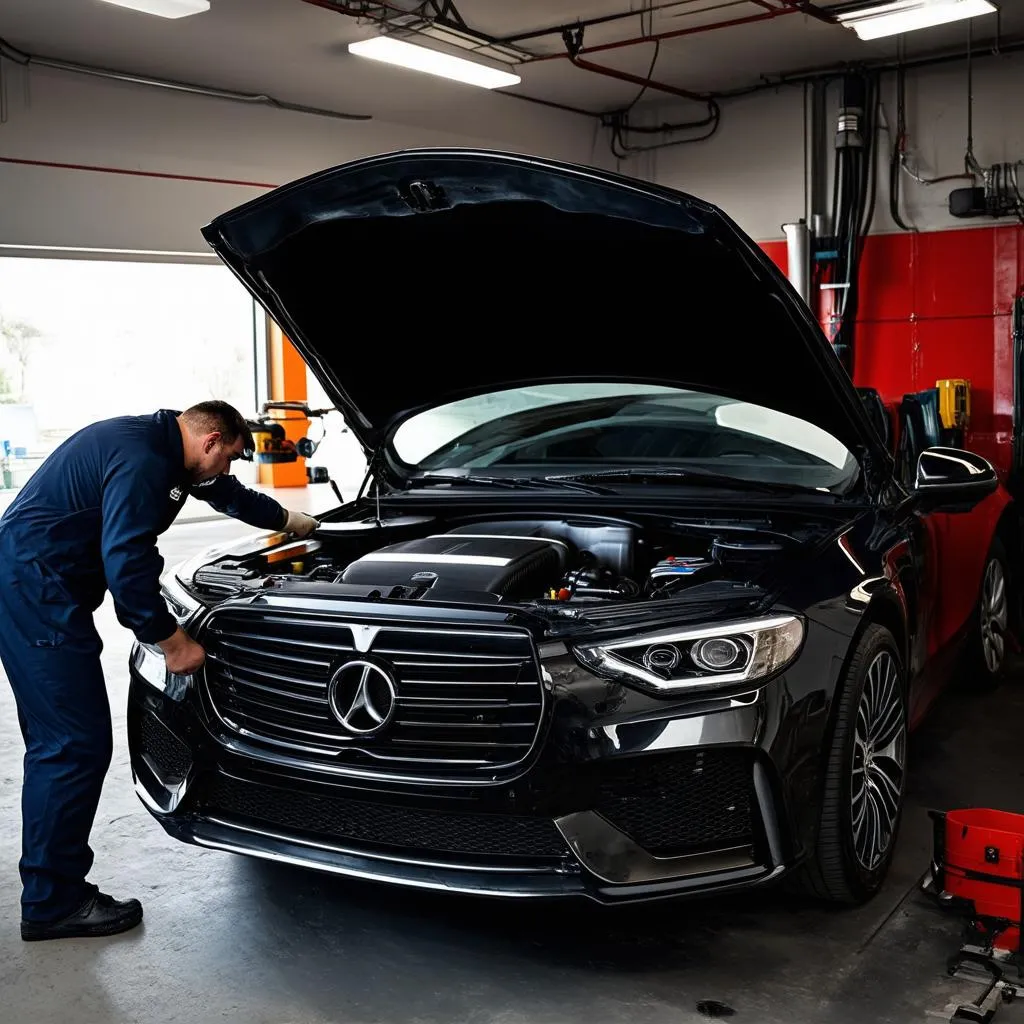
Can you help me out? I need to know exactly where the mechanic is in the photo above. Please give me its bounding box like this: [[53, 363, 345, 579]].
[[0, 401, 319, 942]]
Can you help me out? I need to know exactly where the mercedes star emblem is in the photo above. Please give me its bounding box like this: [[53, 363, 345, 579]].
[[327, 659, 398, 736]]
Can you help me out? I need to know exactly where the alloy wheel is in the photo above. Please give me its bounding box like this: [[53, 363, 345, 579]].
[[981, 557, 1008, 675], [851, 650, 907, 872]]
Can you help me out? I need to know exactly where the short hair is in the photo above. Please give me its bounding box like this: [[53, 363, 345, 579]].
[[181, 400, 254, 450]]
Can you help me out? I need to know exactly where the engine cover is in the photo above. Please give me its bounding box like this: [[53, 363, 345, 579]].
[[339, 533, 568, 601]]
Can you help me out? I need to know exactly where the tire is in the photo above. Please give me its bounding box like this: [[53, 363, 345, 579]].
[[966, 536, 1011, 690], [795, 624, 908, 905]]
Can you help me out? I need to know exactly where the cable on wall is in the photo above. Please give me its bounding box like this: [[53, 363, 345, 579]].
[[0, 36, 373, 122]]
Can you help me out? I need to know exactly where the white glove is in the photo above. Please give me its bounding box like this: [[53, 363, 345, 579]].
[[284, 510, 320, 538]]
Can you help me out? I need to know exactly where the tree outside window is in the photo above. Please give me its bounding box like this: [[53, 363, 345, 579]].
[[0, 316, 41, 402]]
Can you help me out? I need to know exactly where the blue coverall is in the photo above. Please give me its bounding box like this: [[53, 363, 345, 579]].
[[0, 409, 286, 922]]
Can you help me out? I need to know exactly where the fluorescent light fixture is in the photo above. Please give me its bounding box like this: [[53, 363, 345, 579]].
[[97, 0, 210, 18], [348, 36, 521, 90], [837, 0, 997, 40]]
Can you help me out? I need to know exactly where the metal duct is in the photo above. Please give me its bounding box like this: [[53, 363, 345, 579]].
[[783, 219, 811, 307]]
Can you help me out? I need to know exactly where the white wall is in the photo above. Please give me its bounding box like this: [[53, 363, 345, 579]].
[[874, 52, 1024, 233], [630, 50, 1024, 242], [630, 86, 808, 243], [0, 62, 605, 255]]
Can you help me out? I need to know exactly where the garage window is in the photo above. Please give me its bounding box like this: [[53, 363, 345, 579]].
[[0, 256, 259, 490]]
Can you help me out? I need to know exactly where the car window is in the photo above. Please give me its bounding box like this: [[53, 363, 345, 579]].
[[390, 382, 860, 493]]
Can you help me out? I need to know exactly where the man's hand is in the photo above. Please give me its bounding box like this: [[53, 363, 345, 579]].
[[158, 626, 206, 675], [284, 510, 320, 538]]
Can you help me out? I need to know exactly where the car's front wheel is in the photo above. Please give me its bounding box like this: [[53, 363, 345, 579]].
[[797, 624, 908, 905]]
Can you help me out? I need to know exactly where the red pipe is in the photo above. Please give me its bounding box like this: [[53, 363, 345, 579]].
[[569, 54, 712, 102], [777, 0, 836, 24], [298, 0, 410, 17], [526, 3, 801, 62], [0, 155, 278, 190]]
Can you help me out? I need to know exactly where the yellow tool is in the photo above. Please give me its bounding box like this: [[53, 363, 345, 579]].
[[936, 378, 971, 431]]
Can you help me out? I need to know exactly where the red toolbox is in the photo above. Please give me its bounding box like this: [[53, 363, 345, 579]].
[[931, 808, 1024, 952]]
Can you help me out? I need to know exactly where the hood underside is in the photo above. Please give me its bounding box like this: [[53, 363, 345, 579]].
[[201, 149, 884, 462]]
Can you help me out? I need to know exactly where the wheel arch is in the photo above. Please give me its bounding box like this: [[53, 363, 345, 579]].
[[856, 592, 909, 675], [993, 498, 1022, 632], [806, 592, 908, 816]]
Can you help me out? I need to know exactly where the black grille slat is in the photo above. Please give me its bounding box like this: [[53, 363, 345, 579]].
[[208, 655, 328, 692], [593, 750, 756, 856], [398, 696, 539, 709], [208, 626, 353, 656], [216, 639, 332, 673], [389, 657, 526, 668], [202, 774, 568, 860], [223, 692, 329, 722], [229, 678, 329, 706], [225, 709, 357, 744], [385, 738, 532, 750], [394, 719, 539, 730], [203, 610, 544, 778]]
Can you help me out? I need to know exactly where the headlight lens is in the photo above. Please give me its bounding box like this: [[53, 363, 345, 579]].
[[131, 643, 191, 701], [160, 569, 202, 625], [573, 615, 803, 695]]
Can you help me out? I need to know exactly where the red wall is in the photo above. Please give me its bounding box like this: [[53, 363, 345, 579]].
[[760, 225, 1024, 477]]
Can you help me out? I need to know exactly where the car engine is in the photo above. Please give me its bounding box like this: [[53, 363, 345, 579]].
[[188, 514, 793, 607]]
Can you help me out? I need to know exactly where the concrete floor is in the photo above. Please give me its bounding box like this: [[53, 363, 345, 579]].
[[2, 519, 1023, 1024]]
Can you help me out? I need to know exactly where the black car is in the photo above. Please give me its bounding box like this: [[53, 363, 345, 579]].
[[128, 149, 1000, 906]]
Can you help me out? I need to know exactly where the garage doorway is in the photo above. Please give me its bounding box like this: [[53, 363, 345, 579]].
[[0, 255, 260, 492]]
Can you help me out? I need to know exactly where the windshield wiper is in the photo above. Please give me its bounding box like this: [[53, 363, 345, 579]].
[[545, 467, 833, 497], [405, 473, 616, 495]]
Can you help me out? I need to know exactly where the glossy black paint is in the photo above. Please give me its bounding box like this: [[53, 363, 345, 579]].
[[130, 151, 1002, 904], [126, 460, 994, 904], [914, 448, 1000, 514], [200, 148, 890, 465]]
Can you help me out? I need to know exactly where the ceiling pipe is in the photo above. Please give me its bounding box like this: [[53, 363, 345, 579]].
[[296, 0, 840, 108], [568, 53, 713, 102], [298, 0, 836, 65], [491, 0, 774, 45], [525, 2, 809, 64], [776, 0, 837, 25], [299, 0, 415, 18]]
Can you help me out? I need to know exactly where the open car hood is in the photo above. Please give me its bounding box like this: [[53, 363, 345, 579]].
[[202, 149, 887, 466]]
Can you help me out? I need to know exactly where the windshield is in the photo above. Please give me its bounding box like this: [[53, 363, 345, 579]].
[[390, 383, 861, 494]]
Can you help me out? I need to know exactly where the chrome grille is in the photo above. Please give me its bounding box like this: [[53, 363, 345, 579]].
[[201, 609, 545, 780]]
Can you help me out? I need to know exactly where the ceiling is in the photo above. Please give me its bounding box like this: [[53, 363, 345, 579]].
[[1, 0, 1021, 130]]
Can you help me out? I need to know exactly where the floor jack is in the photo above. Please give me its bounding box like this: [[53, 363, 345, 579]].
[[923, 809, 1024, 1022]]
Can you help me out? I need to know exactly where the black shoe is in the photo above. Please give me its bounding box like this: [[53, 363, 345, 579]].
[[21, 892, 143, 941]]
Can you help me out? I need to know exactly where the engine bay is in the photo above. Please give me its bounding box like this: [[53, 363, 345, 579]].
[[187, 511, 811, 608]]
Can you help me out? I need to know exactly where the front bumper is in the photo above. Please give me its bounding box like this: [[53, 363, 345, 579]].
[[127, 628, 831, 904]]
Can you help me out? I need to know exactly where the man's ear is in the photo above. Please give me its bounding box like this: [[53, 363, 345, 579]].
[[203, 431, 222, 454]]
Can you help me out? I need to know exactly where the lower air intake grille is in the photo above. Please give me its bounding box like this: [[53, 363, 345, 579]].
[[593, 749, 756, 856], [202, 774, 569, 861], [139, 713, 192, 783]]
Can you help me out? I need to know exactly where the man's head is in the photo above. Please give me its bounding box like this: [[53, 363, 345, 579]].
[[177, 401, 254, 483]]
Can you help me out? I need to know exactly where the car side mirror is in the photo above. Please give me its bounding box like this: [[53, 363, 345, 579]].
[[913, 447, 998, 513]]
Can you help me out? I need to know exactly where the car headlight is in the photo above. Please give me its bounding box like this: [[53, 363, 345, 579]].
[[160, 569, 202, 625], [131, 642, 191, 702], [572, 615, 804, 695]]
